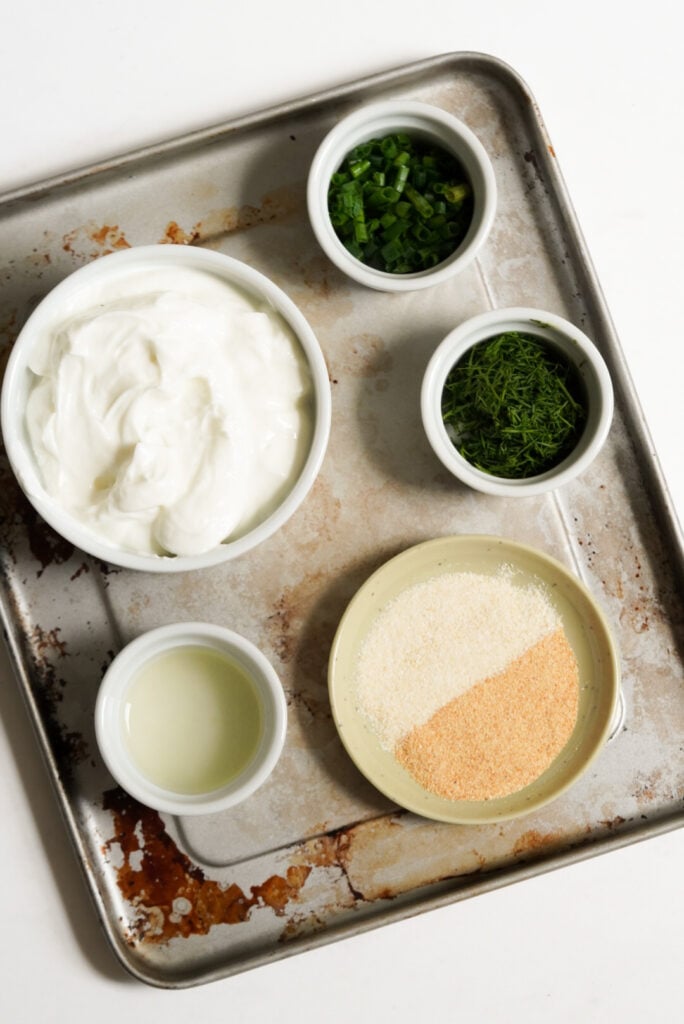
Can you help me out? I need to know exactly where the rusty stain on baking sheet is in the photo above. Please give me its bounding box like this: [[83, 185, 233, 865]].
[[62, 223, 131, 261], [0, 306, 18, 348], [268, 589, 309, 665], [70, 562, 90, 582], [265, 555, 389, 735], [0, 308, 19, 397], [523, 149, 544, 184], [25, 515, 75, 576], [297, 253, 335, 302], [0, 479, 100, 782], [160, 220, 197, 245], [32, 624, 68, 658], [291, 816, 405, 902], [159, 184, 303, 248], [0, 457, 76, 574], [343, 334, 394, 379], [1, 494, 72, 573], [252, 868, 312, 916], [24, 625, 88, 780], [277, 831, 373, 942], [633, 770, 667, 807], [287, 251, 356, 327], [310, 814, 484, 905], [512, 829, 563, 858], [103, 789, 313, 944], [90, 224, 131, 250], [267, 567, 333, 667], [576, 525, 667, 636], [102, 794, 435, 947], [598, 815, 626, 830]]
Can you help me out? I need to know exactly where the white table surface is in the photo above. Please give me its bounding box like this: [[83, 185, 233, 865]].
[[1, 3, 682, 1021]]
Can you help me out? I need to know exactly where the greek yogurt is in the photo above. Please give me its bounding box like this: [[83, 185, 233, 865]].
[[25, 264, 314, 557]]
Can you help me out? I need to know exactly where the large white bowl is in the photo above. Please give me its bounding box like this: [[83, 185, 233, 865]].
[[307, 100, 497, 292], [421, 307, 614, 496], [0, 245, 332, 571], [95, 622, 287, 816]]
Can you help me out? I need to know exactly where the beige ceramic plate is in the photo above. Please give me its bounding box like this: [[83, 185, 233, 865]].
[[328, 535, 620, 824]]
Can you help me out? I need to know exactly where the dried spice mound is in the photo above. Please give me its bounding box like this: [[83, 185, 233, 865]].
[[355, 570, 560, 749], [395, 628, 579, 801]]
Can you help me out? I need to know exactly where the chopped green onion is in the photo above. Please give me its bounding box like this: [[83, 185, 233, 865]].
[[350, 159, 370, 179], [327, 132, 474, 274], [380, 136, 398, 159], [443, 182, 471, 204], [394, 163, 410, 193], [380, 238, 404, 263], [354, 219, 368, 243], [404, 184, 434, 219]]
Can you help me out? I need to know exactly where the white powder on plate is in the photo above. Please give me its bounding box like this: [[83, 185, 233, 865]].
[[354, 570, 561, 750]]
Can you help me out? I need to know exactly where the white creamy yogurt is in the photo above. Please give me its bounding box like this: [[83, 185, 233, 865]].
[[25, 265, 313, 557]]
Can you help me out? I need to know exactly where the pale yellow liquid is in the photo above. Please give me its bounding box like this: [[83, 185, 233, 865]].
[[123, 645, 263, 794]]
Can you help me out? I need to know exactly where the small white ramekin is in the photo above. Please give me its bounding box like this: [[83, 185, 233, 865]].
[[94, 622, 287, 816], [421, 308, 614, 496], [0, 244, 331, 572], [307, 100, 497, 292]]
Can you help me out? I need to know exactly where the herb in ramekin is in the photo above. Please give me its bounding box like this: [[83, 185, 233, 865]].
[[327, 133, 473, 274], [441, 331, 587, 478]]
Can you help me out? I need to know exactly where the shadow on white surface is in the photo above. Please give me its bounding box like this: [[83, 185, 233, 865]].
[[0, 639, 134, 984]]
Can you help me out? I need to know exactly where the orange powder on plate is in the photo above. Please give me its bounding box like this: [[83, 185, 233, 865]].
[[395, 627, 579, 801]]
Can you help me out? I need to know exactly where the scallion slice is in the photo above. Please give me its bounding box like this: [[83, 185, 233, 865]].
[[327, 132, 474, 274]]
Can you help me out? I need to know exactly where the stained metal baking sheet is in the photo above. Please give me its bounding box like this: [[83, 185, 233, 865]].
[[1, 52, 682, 989]]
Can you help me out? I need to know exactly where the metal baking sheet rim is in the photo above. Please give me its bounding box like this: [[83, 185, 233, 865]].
[[65, 817, 677, 989], [1, 52, 683, 988]]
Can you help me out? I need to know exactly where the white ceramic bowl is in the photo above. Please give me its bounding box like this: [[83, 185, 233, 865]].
[[94, 622, 287, 815], [0, 244, 331, 572], [307, 100, 497, 292], [421, 308, 614, 496]]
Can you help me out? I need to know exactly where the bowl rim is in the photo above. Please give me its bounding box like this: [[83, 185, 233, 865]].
[[306, 99, 497, 292], [0, 244, 332, 572], [94, 621, 288, 815], [420, 306, 614, 496], [328, 533, 621, 824]]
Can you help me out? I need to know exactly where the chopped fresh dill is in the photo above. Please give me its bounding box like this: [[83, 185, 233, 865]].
[[441, 331, 587, 478]]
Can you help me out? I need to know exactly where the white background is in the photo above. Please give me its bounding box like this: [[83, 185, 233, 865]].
[[1, 2, 683, 1021]]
